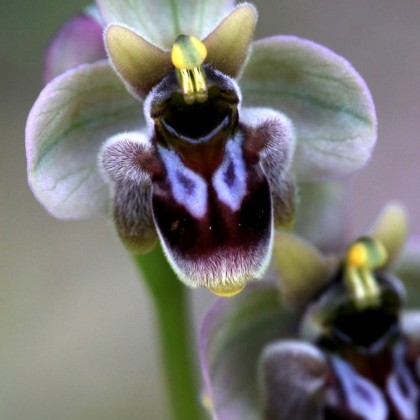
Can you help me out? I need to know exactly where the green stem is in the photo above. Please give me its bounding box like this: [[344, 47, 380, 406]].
[[133, 245, 203, 420]]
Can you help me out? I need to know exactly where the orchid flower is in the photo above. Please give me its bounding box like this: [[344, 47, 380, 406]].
[[200, 203, 420, 419], [26, 0, 376, 295]]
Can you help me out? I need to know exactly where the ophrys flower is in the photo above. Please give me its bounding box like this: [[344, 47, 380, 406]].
[[26, 0, 377, 294], [200, 204, 420, 418]]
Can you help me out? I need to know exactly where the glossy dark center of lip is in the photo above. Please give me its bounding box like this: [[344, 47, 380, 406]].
[[308, 272, 404, 353], [328, 282, 402, 351], [331, 308, 398, 350], [160, 86, 237, 140]]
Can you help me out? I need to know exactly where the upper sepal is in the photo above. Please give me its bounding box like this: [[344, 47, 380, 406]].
[[104, 4, 257, 99], [96, 0, 235, 49], [240, 35, 377, 181]]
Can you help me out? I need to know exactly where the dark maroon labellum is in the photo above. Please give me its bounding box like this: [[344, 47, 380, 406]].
[[303, 272, 420, 419]]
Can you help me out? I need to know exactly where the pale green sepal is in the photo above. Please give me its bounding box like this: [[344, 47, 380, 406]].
[[273, 232, 331, 307], [200, 282, 294, 420], [97, 0, 235, 49], [105, 24, 172, 99], [369, 202, 408, 267], [240, 36, 377, 181], [203, 3, 257, 78], [26, 61, 142, 219]]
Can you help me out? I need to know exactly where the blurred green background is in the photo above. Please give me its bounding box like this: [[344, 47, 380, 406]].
[[1, 1, 420, 419]]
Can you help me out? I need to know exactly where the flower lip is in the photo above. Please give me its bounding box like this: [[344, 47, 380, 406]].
[[150, 67, 240, 143]]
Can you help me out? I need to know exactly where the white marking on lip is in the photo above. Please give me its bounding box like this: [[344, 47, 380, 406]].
[[387, 343, 419, 420], [158, 146, 207, 218], [212, 133, 247, 212], [330, 356, 388, 420]]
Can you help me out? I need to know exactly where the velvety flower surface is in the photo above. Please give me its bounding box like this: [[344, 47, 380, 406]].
[[26, 0, 377, 291], [200, 204, 420, 419]]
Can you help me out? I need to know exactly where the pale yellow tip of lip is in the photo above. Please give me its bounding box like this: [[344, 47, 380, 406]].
[[201, 392, 213, 412], [207, 283, 246, 298]]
